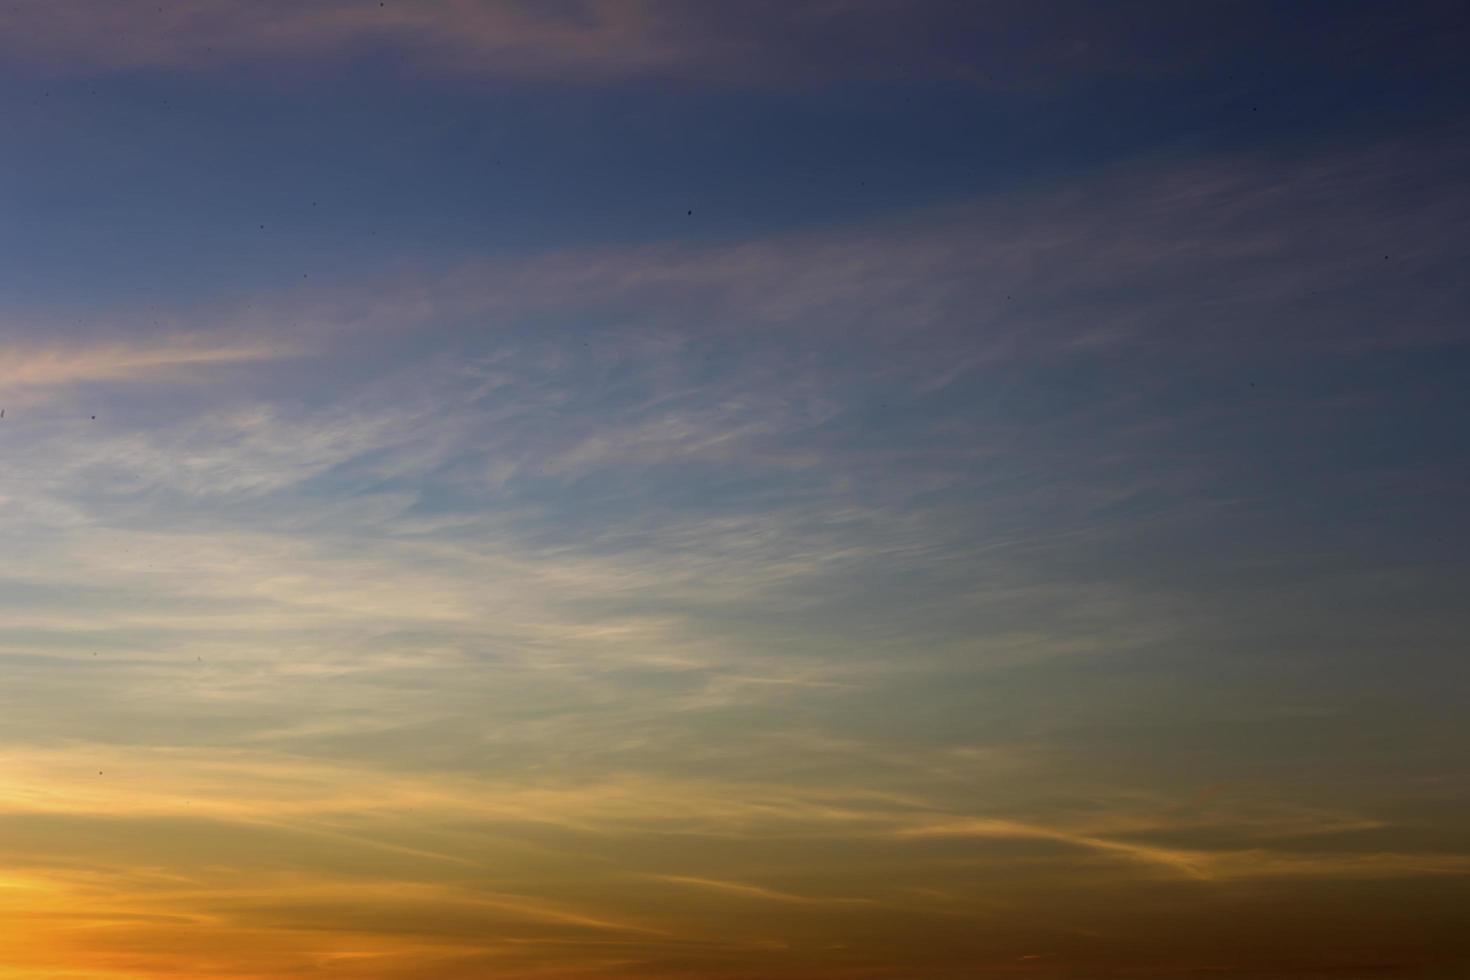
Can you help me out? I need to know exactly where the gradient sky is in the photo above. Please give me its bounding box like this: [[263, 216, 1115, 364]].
[[1, 2, 1469, 978]]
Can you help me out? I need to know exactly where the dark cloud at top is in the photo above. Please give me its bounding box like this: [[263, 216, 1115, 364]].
[[0, 0, 1464, 91]]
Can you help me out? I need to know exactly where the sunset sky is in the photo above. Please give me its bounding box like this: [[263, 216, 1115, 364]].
[[1, 2, 1469, 978]]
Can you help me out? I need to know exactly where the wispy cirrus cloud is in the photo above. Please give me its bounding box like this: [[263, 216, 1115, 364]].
[[2, 126, 1465, 703], [185, 127, 1470, 379], [0, 735, 1460, 980], [0, 337, 296, 395], [642, 875, 877, 907]]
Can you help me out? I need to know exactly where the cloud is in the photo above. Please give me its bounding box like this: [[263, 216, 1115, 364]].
[[0, 337, 295, 397], [1, 127, 1464, 723], [240, 125, 1470, 380], [1, 130, 1462, 671], [0, 0, 1446, 88], [893, 817, 1216, 879], [888, 816, 1470, 882], [0, 736, 1464, 976], [0, 0, 917, 80], [642, 875, 876, 906]]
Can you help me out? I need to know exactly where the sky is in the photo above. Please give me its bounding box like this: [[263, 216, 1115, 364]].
[[0, 2, 1468, 978]]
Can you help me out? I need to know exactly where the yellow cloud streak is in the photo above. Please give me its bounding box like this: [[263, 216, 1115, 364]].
[[642, 874, 877, 906]]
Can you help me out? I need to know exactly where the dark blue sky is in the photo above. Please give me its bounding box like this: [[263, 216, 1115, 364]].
[[2, 0, 1465, 309]]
